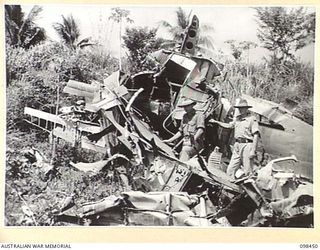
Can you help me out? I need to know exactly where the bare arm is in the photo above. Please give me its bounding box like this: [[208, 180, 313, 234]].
[[163, 131, 182, 143], [249, 132, 259, 158], [209, 119, 234, 129], [194, 127, 204, 142], [249, 117, 260, 158]]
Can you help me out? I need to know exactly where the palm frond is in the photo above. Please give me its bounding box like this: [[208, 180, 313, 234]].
[[5, 6, 20, 44], [53, 15, 80, 47], [62, 15, 80, 41], [78, 37, 90, 44], [5, 5, 45, 48], [5, 5, 24, 27], [78, 42, 96, 49], [158, 20, 173, 29], [77, 37, 96, 48], [176, 7, 189, 29], [159, 7, 216, 51], [23, 27, 46, 49], [53, 22, 72, 44], [18, 5, 44, 47], [25, 5, 42, 23]]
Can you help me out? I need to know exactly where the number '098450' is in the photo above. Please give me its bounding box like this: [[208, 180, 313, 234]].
[[300, 244, 318, 248]]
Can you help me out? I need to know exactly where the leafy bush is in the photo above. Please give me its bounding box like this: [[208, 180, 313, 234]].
[[122, 26, 165, 73], [7, 42, 118, 84], [6, 42, 119, 131], [6, 77, 57, 131]]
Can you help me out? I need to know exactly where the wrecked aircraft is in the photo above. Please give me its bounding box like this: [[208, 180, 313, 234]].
[[23, 15, 313, 227]]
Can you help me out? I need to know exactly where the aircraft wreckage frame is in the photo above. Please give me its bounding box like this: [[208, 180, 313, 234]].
[[22, 15, 313, 227]]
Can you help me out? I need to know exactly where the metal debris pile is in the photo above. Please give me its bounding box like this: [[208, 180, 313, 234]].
[[22, 15, 313, 227]]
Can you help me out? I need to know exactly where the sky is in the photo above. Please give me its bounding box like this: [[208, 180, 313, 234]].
[[22, 4, 315, 64]]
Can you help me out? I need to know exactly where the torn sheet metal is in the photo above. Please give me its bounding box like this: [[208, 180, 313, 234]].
[[269, 182, 313, 215], [76, 121, 102, 134], [70, 160, 108, 174], [63, 80, 100, 102], [64, 75, 129, 112], [86, 85, 128, 112], [171, 156, 241, 193], [25, 107, 102, 135], [170, 54, 197, 72], [160, 163, 192, 192], [149, 49, 171, 65], [255, 157, 313, 203], [131, 114, 176, 158], [57, 191, 218, 226], [142, 155, 188, 192], [103, 110, 131, 137], [192, 56, 223, 78], [70, 154, 130, 174], [103, 70, 121, 89], [122, 191, 198, 211], [25, 107, 66, 126], [143, 153, 241, 194], [52, 126, 107, 153], [255, 156, 298, 191], [237, 155, 314, 227], [242, 182, 313, 227]]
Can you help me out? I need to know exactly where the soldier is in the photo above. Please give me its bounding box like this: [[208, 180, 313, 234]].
[[163, 98, 205, 161], [209, 98, 260, 180]]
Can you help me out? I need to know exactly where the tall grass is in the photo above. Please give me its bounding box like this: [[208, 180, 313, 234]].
[[219, 58, 313, 125]]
